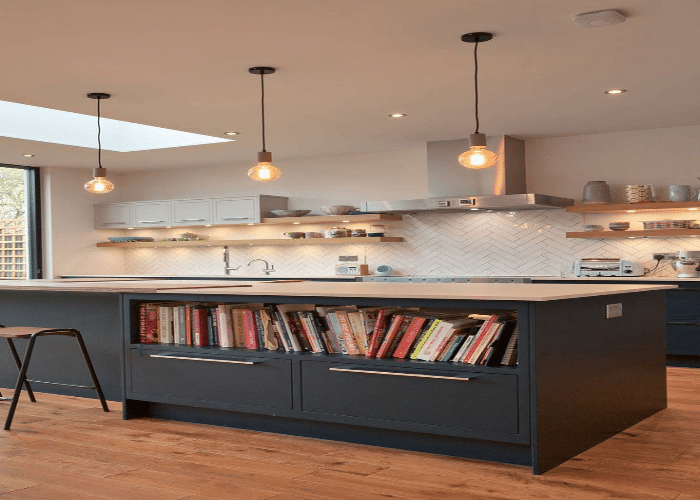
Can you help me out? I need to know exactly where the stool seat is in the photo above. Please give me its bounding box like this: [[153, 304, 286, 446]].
[[0, 325, 109, 429], [0, 327, 74, 338]]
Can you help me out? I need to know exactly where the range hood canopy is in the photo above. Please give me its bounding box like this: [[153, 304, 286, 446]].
[[361, 135, 573, 213]]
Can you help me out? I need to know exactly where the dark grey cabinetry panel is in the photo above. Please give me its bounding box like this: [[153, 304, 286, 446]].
[[667, 287, 700, 355], [300, 361, 519, 435], [130, 349, 292, 410]]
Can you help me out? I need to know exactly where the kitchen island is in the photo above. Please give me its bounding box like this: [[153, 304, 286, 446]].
[[0, 279, 672, 474]]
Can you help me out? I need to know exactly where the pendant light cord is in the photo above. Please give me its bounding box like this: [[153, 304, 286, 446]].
[[96, 97, 103, 168], [260, 72, 267, 152], [473, 39, 480, 134]]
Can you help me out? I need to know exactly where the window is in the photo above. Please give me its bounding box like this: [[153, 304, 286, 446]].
[[0, 164, 41, 279]]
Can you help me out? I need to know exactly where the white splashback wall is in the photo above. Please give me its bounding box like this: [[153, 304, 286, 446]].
[[121, 210, 691, 278]]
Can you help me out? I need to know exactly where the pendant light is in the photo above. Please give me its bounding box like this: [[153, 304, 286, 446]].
[[84, 92, 115, 193], [247, 67, 281, 182], [458, 32, 498, 169]]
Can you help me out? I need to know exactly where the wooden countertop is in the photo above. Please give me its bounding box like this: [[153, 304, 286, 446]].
[[0, 279, 674, 301]]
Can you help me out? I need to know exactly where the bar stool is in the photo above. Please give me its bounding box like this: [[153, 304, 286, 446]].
[[0, 326, 109, 430]]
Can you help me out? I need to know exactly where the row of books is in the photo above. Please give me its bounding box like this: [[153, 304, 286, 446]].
[[137, 302, 518, 366]]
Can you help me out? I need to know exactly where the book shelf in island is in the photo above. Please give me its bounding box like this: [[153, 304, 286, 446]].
[[122, 288, 666, 475]]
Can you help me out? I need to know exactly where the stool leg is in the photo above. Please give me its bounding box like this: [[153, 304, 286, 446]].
[[72, 330, 109, 413], [5, 339, 37, 403], [4, 334, 38, 430]]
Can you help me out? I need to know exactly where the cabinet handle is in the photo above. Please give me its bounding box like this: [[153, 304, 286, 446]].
[[221, 216, 250, 220], [103, 222, 126, 225], [150, 354, 259, 365], [138, 220, 165, 224], [178, 218, 206, 222], [329, 367, 474, 381]]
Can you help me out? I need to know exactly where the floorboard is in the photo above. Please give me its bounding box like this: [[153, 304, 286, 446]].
[[0, 368, 698, 499]]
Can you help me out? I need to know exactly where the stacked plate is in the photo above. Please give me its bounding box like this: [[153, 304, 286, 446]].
[[642, 220, 690, 230], [583, 224, 604, 232], [107, 236, 154, 242], [608, 222, 630, 231]]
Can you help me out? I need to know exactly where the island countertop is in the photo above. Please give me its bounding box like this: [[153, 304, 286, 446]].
[[0, 279, 676, 301]]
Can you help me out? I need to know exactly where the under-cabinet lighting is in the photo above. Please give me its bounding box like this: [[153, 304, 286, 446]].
[[127, 227, 134, 230], [224, 131, 240, 136], [204, 224, 212, 227], [0, 99, 232, 152], [470, 208, 480, 211], [293, 222, 301, 225], [626, 210, 636, 213], [247, 223, 254, 226], [342, 220, 350, 223], [388, 113, 407, 118], [22, 154, 35, 157], [604, 89, 626, 94], [689, 208, 698, 211]]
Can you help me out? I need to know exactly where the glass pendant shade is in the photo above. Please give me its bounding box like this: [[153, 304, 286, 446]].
[[248, 151, 281, 182], [458, 133, 498, 169], [84, 167, 114, 193]]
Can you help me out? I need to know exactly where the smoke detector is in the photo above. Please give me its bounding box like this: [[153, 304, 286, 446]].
[[572, 9, 626, 27]]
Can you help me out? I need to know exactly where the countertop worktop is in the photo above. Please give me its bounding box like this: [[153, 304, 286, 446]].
[[1, 279, 675, 301]]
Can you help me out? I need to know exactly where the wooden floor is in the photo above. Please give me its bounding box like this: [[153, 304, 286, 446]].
[[0, 368, 698, 499]]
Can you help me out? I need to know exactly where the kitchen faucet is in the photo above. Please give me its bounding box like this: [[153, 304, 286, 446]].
[[248, 258, 275, 275], [222, 246, 241, 275]]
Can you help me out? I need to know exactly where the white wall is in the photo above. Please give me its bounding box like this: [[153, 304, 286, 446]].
[[526, 125, 700, 203], [42, 168, 127, 277], [112, 148, 429, 208]]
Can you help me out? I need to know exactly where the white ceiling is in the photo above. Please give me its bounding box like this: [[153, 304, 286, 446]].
[[0, 0, 698, 173]]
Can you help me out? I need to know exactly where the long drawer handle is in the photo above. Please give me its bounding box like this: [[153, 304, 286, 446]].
[[103, 222, 126, 225], [138, 220, 165, 224], [178, 218, 206, 222], [329, 367, 473, 381], [150, 354, 259, 365], [221, 216, 250, 220]]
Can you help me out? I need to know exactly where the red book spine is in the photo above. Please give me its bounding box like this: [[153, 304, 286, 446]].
[[243, 309, 259, 349], [392, 317, 427, 359], [462, 315, 497, 364], [138, 303, 148, 343], [141, 303, 159, 344], [366, 310, 390, 358], [376, 315, 406, 359], [336, 311, 360, 355], [192, 307, 209, 347]]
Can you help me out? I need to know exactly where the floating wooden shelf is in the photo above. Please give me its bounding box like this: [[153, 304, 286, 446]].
[[566, 229, 700, 239], [566, 201, 700, 214], [97, 236, 404, 248], [260, 214, 401, 225]]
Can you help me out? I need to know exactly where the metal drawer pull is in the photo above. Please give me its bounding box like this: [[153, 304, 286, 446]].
[[329, 367, 473, 381], [221, 216, 249, 220], [178, 218, 206, 222], [103, 222, 126, 225], [138, 220, 165, 224], [150, 354, 258, 365]]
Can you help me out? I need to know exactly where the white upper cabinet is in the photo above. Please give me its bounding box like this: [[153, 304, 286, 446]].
[[172, 199, 213, 226], [95, 195, 288, 229], [132, 201, 172, 228], [95, 203, 133, 229]]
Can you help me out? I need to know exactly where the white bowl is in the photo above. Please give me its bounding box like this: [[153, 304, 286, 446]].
[[319, 205, 357, 215], [583, 225, 604, 232], [270, 210, 311, 217]]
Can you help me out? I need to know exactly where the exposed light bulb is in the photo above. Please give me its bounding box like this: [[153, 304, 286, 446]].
[[85, 176, 114, 193], [248, 162, 281, 182], [458, 133, 498, 169]]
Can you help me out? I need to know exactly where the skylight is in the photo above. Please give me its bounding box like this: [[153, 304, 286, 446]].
[[0, 100, 232, 152]]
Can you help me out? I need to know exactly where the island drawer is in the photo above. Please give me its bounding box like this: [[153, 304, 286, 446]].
[[129, 349, 292, 409], [299, 361, 519, 435]]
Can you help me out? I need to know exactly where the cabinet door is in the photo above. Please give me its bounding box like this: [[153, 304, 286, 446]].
[[300, 361, 519, 435], [172, 199, 212, 226], [94, 203, 133, 229], [213, 197, 259, 224], [132, 201, 172, 228]]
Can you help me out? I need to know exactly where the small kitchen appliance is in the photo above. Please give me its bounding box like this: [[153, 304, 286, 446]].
[[671, 251, 700, 278], [574, 258, 645, 277]]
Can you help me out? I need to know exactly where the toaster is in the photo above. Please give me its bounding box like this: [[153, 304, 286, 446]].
[[574, 258, 645, 277]]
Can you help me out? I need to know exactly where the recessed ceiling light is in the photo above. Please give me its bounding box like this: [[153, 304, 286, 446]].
[[224, 131, 240, 136], [604, 89, 627, 94], [388, 113, 407, 118], [22, 154, 35, 157]]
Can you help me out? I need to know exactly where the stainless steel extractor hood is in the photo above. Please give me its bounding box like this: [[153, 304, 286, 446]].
[[361, 136, 573, 213]]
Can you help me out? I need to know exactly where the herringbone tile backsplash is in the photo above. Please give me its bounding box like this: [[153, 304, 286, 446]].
[[123, 211, 699, 277]]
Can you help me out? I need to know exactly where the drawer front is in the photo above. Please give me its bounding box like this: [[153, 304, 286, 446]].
[[667, 289, 700, 323], [173, 199, 212, 226], [130, 350, 292, 409], [213, 197, 258, 224], [667, 324, 700, 355], [300, 361, 519, 434]]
